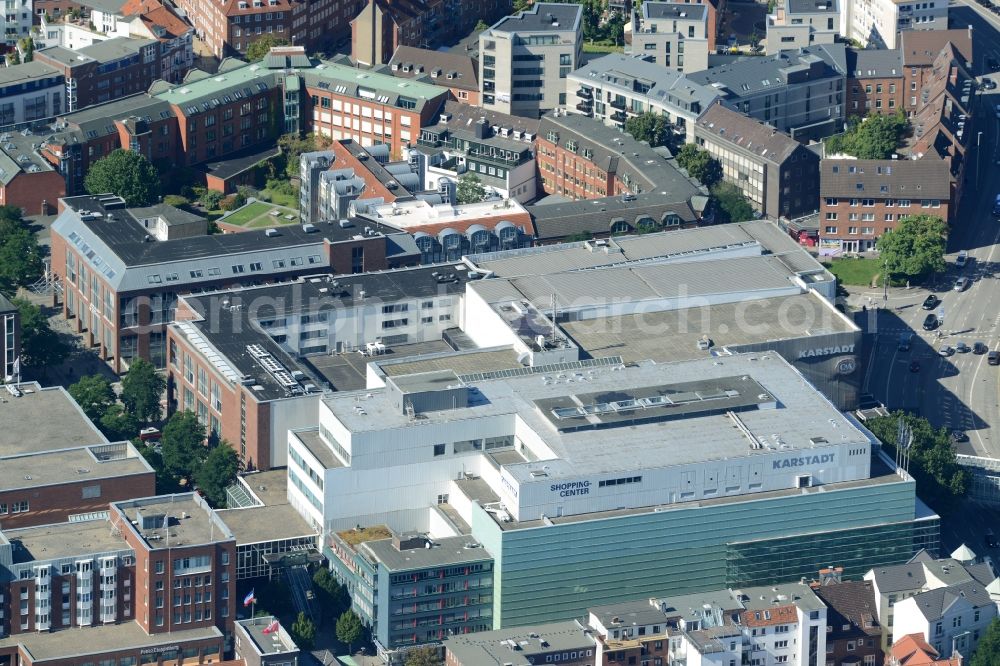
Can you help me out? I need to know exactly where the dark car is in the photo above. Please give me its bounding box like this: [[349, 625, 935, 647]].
[[987, 529, 998, 549], [975, 342, 989, 355], [951, 430, 969, 443], [910, 360, 921, 373], [923, 313, 939, 330], [986, 79, 999, 90], [990, 351, 1000, 366], [922, 294, 939, 310]]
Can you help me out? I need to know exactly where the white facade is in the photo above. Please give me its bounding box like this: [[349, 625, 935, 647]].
[[2, 0, 32, 48], [766, 3, 843, 54], [848, 0, 947, 48], [625, 2, 709, 73], [891, 589, 996, 657], [0, 62, 64, 128]]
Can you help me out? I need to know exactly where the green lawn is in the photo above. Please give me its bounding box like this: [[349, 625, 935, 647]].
[[823, 258, 883, 286], [583, 40, 624, 54], [262, 187, 297, 208], [221, 201, 300, 228]]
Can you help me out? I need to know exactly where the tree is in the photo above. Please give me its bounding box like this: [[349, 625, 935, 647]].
[[84, 149, 161, 206], [69, 374, 116, 421], [971, 618, 1000, 666], [624, 111, 670, 148], [456, 173, 488, 204], [160, 410, 206, 482], [290, 612, 317, 651], [405, 646, 444, 666], [0, 207, 44, 296], [513, 0, 532, 11], [99, 403, 140, 442], [675, 144, 723, 186], [20, 37, 34, 62], [6, 50, 20, 65], [120, 358, 165, 423], [825, 111, 909, 159], [13, 298, 69, 370], [711, 182, 756, 224], [314, 568, 350, 619], [866, 412, 967, 511], [199, 189, 225, 210], [245, 35, 290, 62], [474, 19, 490, 32], [194, 442, 239, 507], [336, 609, 363, 653], [876, 214, 947, 281], [277, 132, 329, 180]]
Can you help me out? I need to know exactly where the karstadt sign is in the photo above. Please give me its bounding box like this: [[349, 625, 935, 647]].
[[798, 344, 855, 358], [772, 453, 835, 469]]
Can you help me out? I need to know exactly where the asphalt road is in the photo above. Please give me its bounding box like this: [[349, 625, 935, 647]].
[[858, 18, 1000, 457]]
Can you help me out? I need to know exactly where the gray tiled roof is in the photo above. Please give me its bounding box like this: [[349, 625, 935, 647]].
[[820, 158, 952, 199], [0, 60, 62, 87], [909, 580, 994, 622], [489, 2, 582, 34], [685, 44, 848, 98], [571, 54, 719, 114], [388, 45, 478, 91], [846, 47, 903, 78], [787, 0, 839, 13], [528, 191, 698, 241], [696, 103, 802, 166]]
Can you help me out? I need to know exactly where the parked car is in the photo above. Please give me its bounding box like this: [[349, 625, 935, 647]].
[[951, 430, 969, 443], [938, 345, 954, 357], [910, 360, 921, 372], [922, 294, 939, 310], [990, 350, 1000, 366], [956, 250, 969, 268], [974, 341, 989, 355], [954, 276, 969, 291], [923, 313, 940, 330], [956, 341, 971, 353]]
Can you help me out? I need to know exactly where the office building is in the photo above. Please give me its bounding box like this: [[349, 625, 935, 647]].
[[388, 46, 480, 106], [0, 295, 18, 381], [685, 44, 848, 142], [0, 382, 156, 529], [765, 0, 842, 54], [444, 621, 597, 666], [409, 101, 539, 203], [350, 0, 509, 67], [693, 102, 821, 219], [479, 3, 582, 118], [625, 1, 710, 73], [864, 550, 997, 651], [0, 61, 65, 129], [567, 53, 719, 141]]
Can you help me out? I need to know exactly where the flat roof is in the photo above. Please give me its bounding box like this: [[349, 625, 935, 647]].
[[378, 348, 521, 378], [5, 519, 129, 563], [444, 620, 595, 665], [489, 2, 582, 34], [325, 353, 872, 479], [643, 2, 709, 21], [292, 429, 344, 470], [236, 617, 298, 655], [299, 60, 449, 113], [305, 339, 456, 393], [240, 469, 294, 506], [114, 494, 234, 548], [0, 384, 108, 456], [562, 292, 856, 364], [0, 443, 153, 492], [218, 504, 317, 546], [360, 534, 491, 571], [0, 623, 221, 662]]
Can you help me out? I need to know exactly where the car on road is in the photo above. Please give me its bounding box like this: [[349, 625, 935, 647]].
[[910, 360, 921, 372], [938, 345, 954, 357], [990, 58, 1000, 72], [990, 351, 1000, 366], [951, 430, 969, 443], [923, 313, 940, 330], [898, 332, 913, 352], [994, 194, 1000, 216], [922, 295, 939, 310], [954, 276, 969, 292], [956, 341, 971, 353], [956, 250, 969, 268], [985, 78, 999, 90], [975, 341, 989, 355]]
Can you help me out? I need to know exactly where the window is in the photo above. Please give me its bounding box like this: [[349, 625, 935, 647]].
[[433, 444, 446, 456]]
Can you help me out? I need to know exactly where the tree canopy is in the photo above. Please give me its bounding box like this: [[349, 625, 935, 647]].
[[276, 132, 330, 180], [290, 612, 317, 651], [12, 298, 68, 371], [825, 112, 909, 159], [99, 403, 140, 442], [675, 144, 722, 186], [245, 36, 289, 62], [84, 150, 161, 207], [160, 410, 206, 482], [456, 173, 488, 204], [405, 646, 444, 666], [865, 412, 967, 511], [710, 182, 755, 224], [313, 568, 351, 620], [876, 214, 948, 280], [624, 112, 670, 148], [0, 206, 44, 297], [194, 442, 239, 507], [69, 375, 117, 421], [336, 609, 364, 652], [120, 358, 165, 423], [971, 618, 1000, 666]]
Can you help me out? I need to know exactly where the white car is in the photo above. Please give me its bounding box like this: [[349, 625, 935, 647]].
[[956, 250, 968, 268]]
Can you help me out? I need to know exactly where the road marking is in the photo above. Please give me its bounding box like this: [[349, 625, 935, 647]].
[[885, 346, 900, 410], [970, 222, 1000, 455]]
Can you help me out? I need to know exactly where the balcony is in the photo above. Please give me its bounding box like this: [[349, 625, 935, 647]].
[[610, 98, 626, 110], [610, 110, 627, 122], [576, 87, 592, 99], [576, 102, 593, 115]]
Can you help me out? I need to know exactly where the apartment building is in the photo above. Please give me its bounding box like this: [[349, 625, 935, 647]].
[[0, 295, 17, 381], [35, 37, 162, 110], [900, 29, 973, 115], [328, 529, 493, 660], [812, 576, 884, 666], [846, 0, 947, 48], [351, 0, 509, 67], [0, 129, 66, 215], [626, 1, 710, 73], [818, 158, 952, 252], [766, 0, 842, 54], [388, 46, 480, 106], [410, 101, 539, 203], [685, 44, 848, 142], [536, 111, 703, 204], [888, 633, 962, 666], [1, 0, 31, 48], [444, 621, 598, 666], [0, 61, 65, 130], [301, 59, 450, 158], [479, 3, 582, 118], [567, 54, 719, 141], [864, 550, 996, 651], [846, 48, 904, 116], [693, 102, 821, 219]]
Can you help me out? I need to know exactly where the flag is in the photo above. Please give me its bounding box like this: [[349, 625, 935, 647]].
[[243, 589, 255, 607], [262, 619, 280, 635]]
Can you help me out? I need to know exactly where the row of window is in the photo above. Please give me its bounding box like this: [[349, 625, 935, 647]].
[[0, 501, 29, 514]]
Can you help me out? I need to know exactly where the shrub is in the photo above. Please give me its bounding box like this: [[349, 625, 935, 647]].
[[163, 195, 190, 208]]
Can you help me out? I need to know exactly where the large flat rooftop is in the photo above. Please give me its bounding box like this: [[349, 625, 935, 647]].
[[0, 443, 153, 492], [6, 519, 129, 564], [217, 470, 318, 545], [360, 534, 492, 571], [562, 291, 856, 364], [115, 494, 234, 548], [0, 384, 108, 456], [0, 622, 221, 661], [325, 353, 872, 478]]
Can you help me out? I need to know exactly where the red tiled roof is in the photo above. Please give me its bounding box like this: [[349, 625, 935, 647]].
[[119, 0, 191, 39], [739, 605, 797, 628], [890, 633, 961, 666]]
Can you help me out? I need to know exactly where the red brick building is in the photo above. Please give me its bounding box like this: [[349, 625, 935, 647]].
[[0, 141, 66, 216], [813, 577, 883, 666], [846, 48, 904, 117], [900, 29, 973, 116]]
